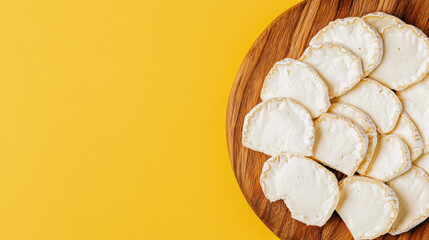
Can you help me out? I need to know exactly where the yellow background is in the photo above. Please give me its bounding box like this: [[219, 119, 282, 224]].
[[0, 0, 301, 239]]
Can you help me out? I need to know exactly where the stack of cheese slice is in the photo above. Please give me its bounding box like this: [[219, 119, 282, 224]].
[[242, 12, 429, 239]]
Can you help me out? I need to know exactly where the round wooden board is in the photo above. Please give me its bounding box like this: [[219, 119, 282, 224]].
[[226, 0, 429, 239]]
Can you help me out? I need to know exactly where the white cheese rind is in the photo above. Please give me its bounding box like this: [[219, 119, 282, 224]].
[[362, 12, 405, 32], [312, 113, 368, 176], [260, 153, 339, 226], [309, 17, 383, 76], [242, 98, 315, 156], [328, 103, 378, 175], [365, 135, 411, 182], [387, 166, 429, 235], [389, 112, 424, 161], [300, 43, 363, 98], [369, 24, 429, 90], [260, 58, 330, 118], [335, 78, 402, 134], [337, 176, 399, 240]]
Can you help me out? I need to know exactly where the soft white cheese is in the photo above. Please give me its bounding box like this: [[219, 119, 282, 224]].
[[328, 103, 378, 174], [365, 135, 411, 182], [260, 58, 330, 118], [370, 24, 429, 90], [260, 153, 339, 226], [397, 75, 429, 153], [242, 98, 314, 156], [414, 153, 429, 174], [335, 78, 402, 134], [337, 176, 398, 240], [310, 17, 382, 76], [312, 113, 368, 176], [300, 43, 363, 98], [389, 112, 424, 161], [387, 166, 429, 235]]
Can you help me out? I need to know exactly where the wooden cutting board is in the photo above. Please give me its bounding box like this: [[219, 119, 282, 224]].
[[226, 0, 429, 239]]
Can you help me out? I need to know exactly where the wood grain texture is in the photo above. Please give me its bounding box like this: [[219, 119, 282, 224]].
[[226, 0, 429, 239]]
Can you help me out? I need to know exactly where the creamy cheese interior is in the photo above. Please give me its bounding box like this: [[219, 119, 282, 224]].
[[242, 98, 314, 156], [328, 103, 377, 174], [365, 135, 411, 182], [313, 113, 368, 176], [414, 153, 429, 174], [300, 44, 362, 98], [388, 166, 429, 234], [260, 154, 339, 226], [260, 58, 330, 118], [397, 75, 429, 153], [389, 113, 423, 161], [337, 176, 398, 239], [310, 17, 382, 75], [335, 78, 402, 134], [370, 25, 429, 90]]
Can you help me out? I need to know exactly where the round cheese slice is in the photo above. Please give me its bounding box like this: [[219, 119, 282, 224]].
[[242, 98, 314, 156], [337, 176, 399, 240], [387, 166, 429, 235], [328, 103, 377, 175], [369, 24, 429, 90], [260, 153, 339, 226], [398, 73, 429, 105], [397, 75, 429, 153], [334, 78, 402, 134], [362, 12, 405, 32], [309, 17, 382, 76], [414, 153, 429, 175], [389, 112, 424, 161], [299, 43, 363, 98], [313, 113, 368, 176], [398, 100, 429, 154], [260, 58, 330, 118], [365, 135, 411, 182]]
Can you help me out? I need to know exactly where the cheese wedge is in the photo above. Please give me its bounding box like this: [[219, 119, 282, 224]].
[[309, 17, 382, 76], [337, 176, 399, 240], [260, 153, 339, 226], [328, 103, 377, 175], [362, 12, 405, 32], [389, 112, 424, 161], [334, 78, 402, 134], [369, 24, 429, 90], [300, 43, 363, 98], [397, 75, 429, 153], [387, 166, 429, 235], [365, 135, 411, 182], [313, 113, 368, 176], [414, 153, 429, 175], [260, 58, 330, 118], [242, 98, 314, 156]]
